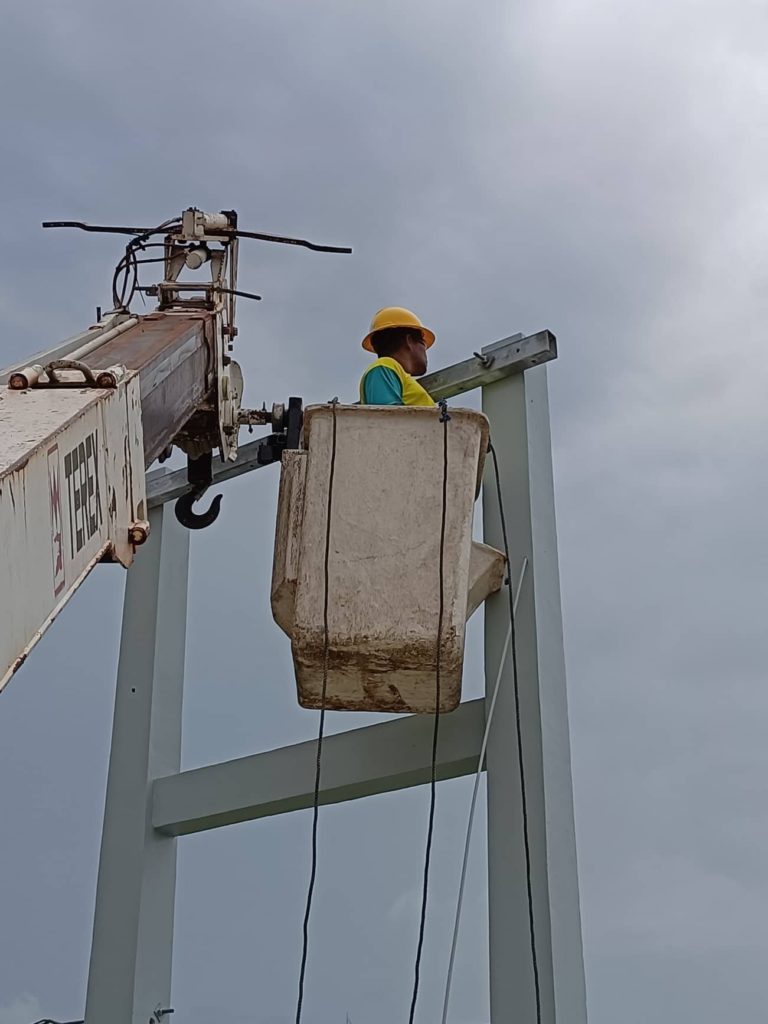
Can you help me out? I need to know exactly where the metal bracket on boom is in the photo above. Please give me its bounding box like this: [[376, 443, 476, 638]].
[[173, 397, 304, 528], [18, 358, 128, 389], [253, 397, 304, 466]]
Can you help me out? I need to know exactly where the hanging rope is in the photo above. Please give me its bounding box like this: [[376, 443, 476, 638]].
[[487, 441, 542, 1023], [441, 557, 528, 1023], [407, 399, 451, 1024], [295, 398, 339, 1024]]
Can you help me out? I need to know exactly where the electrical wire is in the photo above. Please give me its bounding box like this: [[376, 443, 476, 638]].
[[110, 218, 182, 310], [29, 1019, 84, 1024], [47, 213, 349, 314], [135, 284, 263, 302], [112, 237, 146, 309], [407, 400, 451, 1024], [295, 398, 339, 1024], [441, 557, 528, 1024], [42, 219, 350, 253], [111, 243, 138, 309], [488, 441, 542, 1023], [42, 220, 180, 236], [232, 227, 352, 253]]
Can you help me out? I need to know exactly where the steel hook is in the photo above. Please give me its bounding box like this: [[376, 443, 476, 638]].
[[174, 484, 223, 530]]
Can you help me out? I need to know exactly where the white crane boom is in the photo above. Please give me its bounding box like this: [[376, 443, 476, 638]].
[[0, 358, 145, 685], [0, 206, 351, 691], [0, 309, 214, 690]]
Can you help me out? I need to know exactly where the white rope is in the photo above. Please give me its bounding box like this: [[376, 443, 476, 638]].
[[440, 557, 528, 1024]]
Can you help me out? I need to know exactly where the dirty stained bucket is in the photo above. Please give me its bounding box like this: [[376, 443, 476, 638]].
[[271, 404, 504, 713]]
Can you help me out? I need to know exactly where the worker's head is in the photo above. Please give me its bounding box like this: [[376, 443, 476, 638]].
[[362, 307, 435, 377], [369, 327, 429, 376]]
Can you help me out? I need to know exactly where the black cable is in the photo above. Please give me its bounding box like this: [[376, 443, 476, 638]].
[[231, 228, 352, 253], [42, 219, 350, 253], [209, 286, 263, 302], [30, 1018, 84, 1024], [47, 214, 349, 314], [488, 441, 542, 1024], [112, 238, 143, 309], [42, 220, 180, 236], [408, 401, 450, 1023], [295, 399, 339, 1024], [136, 285, 263, 302], [111, 246, 131, 309], [109, 218, 182, 310]]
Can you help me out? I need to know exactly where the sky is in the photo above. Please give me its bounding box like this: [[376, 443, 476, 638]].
[[1, 0, 767, 1021]]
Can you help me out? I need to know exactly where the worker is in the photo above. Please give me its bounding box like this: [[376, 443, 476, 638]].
[[359, 307, 436, 407]]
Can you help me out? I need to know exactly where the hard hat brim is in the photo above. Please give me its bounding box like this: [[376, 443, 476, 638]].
[[362, 325, 436, 353]]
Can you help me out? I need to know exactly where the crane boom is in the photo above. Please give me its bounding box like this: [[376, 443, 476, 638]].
[[0, 311, 215, 690], [0, 205, 351, 693]]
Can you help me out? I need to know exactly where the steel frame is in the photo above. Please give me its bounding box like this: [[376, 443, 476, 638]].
[[84, 331, 587, 1024]]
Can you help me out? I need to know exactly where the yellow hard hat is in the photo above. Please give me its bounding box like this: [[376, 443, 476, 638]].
[[362, 306, 436, 352]]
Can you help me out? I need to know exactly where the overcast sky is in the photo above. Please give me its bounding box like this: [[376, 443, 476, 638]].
[[1, 0, 768, 1021]]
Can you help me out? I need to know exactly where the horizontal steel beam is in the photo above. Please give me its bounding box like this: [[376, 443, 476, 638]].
[[146, 328, 556, 507], [425, 329, 556, 400], [152, 697, 485, 836]]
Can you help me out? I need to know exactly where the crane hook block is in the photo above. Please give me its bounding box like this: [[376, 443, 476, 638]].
[[174, 485, 223, 530], [174, 452, 222, 529]]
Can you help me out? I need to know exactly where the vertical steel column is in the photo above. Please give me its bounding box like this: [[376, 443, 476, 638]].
[[85, 504, 190, 1024], [482, 365, 587, 1023]]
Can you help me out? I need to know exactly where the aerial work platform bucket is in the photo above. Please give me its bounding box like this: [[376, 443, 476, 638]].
[[271, 404, 505, 713]]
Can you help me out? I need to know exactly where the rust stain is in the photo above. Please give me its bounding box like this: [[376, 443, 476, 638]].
[[10, 650, 28, 676], [123, 433, 132, 502], [86, 313, 215, 373]]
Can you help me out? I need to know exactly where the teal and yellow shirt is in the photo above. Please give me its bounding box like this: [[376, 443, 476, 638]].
[[359, 357, 435, 407]]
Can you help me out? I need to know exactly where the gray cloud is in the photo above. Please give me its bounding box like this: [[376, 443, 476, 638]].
[[1, 0, 767, 1021], [0, 996, 42, 1024]]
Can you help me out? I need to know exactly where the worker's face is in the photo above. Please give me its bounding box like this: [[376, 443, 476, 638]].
[[406, 334, 429, 376]]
